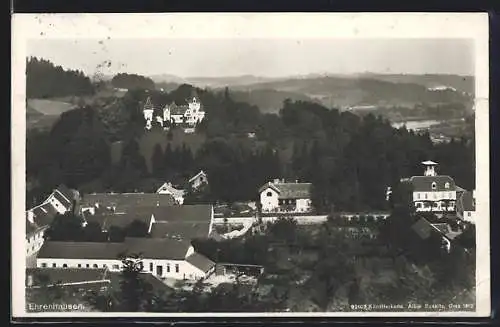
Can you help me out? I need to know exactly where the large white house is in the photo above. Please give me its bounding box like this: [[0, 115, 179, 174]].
[[26, 185, 75, 257], [143, 91, 206, 131], [405, 161, 457, 213], [258, 179, 313, 213], [188, 170, 209, 191]]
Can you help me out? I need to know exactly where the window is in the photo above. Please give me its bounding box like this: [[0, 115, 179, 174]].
[[149, 262, 153, 272], [468, 212, 472, 217], [266, 192, 272, 197], [166, 264, 170, 273], [424, 193, 428, 200], [86, 264, 90, 268], [93, 264, 98, 268], [77, 264, 82, 268], [52, 263, 56, 268], [175, 264, 179, 273], [431, 182, 437, 190], [62, 264, 68, 268], [445, 182, 450, 189], [416, 193, 420, 200], [156, 265, 163, 277], [103, 264, 107, 268], [41, 263, 47, 268], [112, 264, 119, 270]]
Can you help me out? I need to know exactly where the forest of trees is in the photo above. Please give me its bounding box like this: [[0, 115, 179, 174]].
[[26, 83, 475, 212], [111, 73, 156, 91], [26, 57, 95, 98]]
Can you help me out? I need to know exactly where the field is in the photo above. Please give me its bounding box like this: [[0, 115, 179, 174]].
[[26, 98, 76, 130]]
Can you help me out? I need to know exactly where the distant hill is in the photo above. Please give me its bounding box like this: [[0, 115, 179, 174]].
[[150, 73, 474, 110], [227, 89, 321, 114], [227, 76, 473, 109], [355, 73, 474, 95]]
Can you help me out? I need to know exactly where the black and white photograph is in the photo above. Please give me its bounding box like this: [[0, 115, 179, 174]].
[[11, 13, 490, 317]]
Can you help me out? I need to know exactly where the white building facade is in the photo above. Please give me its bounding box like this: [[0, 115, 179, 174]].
[[259, 179, 313, 213], [407, 161, 457, 213]]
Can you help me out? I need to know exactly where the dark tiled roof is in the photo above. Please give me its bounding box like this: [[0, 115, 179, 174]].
[[55, 185, 74, 207], [259, 182, 312, 199], [411, 218, 433, 240], [101, 212, 153, 230], [149, 221, 210, 240], [151, 204, 212, 223], [31, 202, 59, 228], [38, 241, 126, 260], [38, 238, 192, 261], [122, 237, 190, 260], [26, 268, 108, 286], [457, 191, 475, 212], [188, 170, 207, 183], [409, 175, 456, 192], [80, 193, 176, 211], [186, 252, 215, 273]]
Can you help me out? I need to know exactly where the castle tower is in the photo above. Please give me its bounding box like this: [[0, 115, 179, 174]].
[[143, 97, 154, 129], [188, 90, 201, 112], [422, 160, 438, 177]]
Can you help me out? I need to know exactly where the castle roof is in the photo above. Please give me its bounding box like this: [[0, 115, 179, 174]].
[[408, 175, 456, 192]]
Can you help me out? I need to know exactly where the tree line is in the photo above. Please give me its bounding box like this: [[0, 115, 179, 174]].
[[111, 73, 156, 91], [26, 57, 95, 99]]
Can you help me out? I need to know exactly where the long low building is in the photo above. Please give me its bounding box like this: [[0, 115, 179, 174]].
[[36, 237, 216, 281]]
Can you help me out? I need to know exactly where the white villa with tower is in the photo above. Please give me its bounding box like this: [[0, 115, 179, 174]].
[[143, 90, 206, 131]]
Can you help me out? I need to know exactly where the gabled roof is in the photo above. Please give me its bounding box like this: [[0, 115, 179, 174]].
[[54, 184, 74, 207], [38, 241, 126, 260], [156, 183, 185, 197], [149, 221, 210, 240], [169, 104, 189, 116], [409, 175, 456, 192], [101, 211, 153, 230], [186, 252, 215, 273], [122, 237, 190, 260], [259, 181, 312, 199], [151, 204, 212, 223], [38, 237, 192, 261], [80, 193, 176, 212], [188, 170, 207, 183]]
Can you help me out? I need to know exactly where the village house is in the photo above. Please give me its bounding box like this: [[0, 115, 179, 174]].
[[26, 185, 76, 257], [456, 190, 476, 223], [403, 161, 457, 213], [156, 182, 185, 204], [258, 179, 313, 213], [143, 90, 206, 131], [36, 237, 216, 281], [188, 170, 209, 191]]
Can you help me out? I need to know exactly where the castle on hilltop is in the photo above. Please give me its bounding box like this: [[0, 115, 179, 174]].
[[143, 90, 206, 132]]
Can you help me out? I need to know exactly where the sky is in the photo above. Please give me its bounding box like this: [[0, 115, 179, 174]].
[[27, 38, 474, 78]]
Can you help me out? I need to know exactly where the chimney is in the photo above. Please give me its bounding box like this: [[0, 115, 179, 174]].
[[27, 210, 35, 224]]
